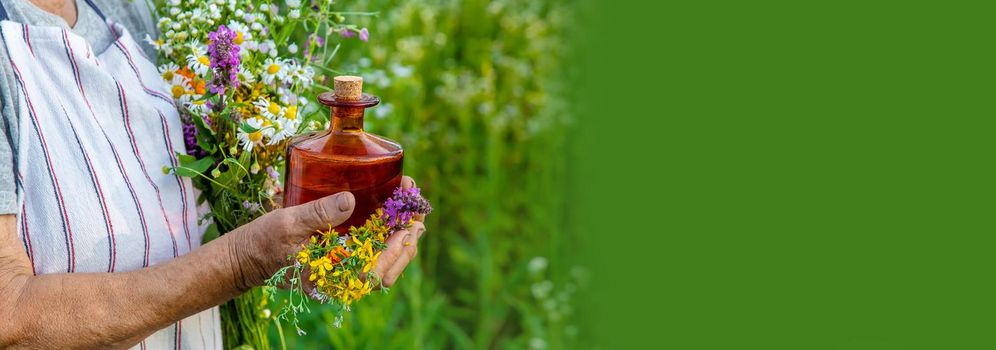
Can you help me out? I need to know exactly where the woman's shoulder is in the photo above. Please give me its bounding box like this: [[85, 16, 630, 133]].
[[92, 0, 158, 56]]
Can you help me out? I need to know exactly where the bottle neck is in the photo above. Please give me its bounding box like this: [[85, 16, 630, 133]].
[[331, 106, 364, 132]]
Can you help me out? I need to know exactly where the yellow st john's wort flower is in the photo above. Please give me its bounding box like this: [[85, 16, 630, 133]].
[[296, 247, 309, 264]]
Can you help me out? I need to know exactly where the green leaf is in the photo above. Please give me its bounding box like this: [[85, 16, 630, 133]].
[[175, 157, 214, 178], [240, 122, 260, 133], [201, 223, 219, 243], [176, 152, 195, 164]]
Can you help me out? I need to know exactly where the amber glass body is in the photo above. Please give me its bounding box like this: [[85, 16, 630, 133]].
[[284, 93, 403, 232]]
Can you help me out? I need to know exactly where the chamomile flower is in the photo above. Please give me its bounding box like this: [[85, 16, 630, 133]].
[[168, 75, 191, 99], [261, 58, 287, 84], [227, 21, 251, 45], [237, 66, 256, 84], [253, 97, 283, 119], [158, 62, 179, 82], [289, 63, 314, 87], [186, 53, 211, 76], [188, 43, 206, 58], [283, 104, 300, 122], [185, 98, 210, 115], [268, 119, 297, 144], [237, 117, 266, 151]]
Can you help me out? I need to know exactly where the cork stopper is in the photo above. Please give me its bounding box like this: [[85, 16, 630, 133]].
[[333, 76, 363, 101]]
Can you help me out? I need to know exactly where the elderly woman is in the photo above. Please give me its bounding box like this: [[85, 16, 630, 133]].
[[0, 0, 426, 348]]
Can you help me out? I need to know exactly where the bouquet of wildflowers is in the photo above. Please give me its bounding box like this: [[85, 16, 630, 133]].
[[265, 186, 431, 333], [146, 0, 380, 347]]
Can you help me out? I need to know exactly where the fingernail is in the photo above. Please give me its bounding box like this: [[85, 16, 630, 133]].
[[336, 192, 354, 211]]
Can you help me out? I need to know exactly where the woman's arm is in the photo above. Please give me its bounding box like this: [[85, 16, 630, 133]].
[[0, 175, 425, 349], [0, 191, 358, 349]]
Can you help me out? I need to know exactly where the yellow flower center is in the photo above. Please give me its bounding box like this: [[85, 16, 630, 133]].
[[284, 105, 298, 120], [248, 131, 263, 142], [234, 32, 244, 45], [162, 70, 174, 81], [267, 64, 280, 75], [198, 56, 210, 66], [267, 102, 281, 115], [171, 85, 186, 98]]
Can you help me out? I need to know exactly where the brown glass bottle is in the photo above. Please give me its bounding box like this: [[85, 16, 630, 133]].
[[284, 76, 403, 232]]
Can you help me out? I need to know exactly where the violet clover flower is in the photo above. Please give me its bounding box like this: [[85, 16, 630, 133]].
[[340, 28, 370, 42], [207, 25, 241, 94], [181, 119, 207, 158], [383, 186, 433, 232]]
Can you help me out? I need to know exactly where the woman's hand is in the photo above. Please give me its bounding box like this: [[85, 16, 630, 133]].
[[228, 176, 426, 289]]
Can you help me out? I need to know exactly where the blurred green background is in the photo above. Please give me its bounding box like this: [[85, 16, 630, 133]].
[[269, 0, 584, 348]]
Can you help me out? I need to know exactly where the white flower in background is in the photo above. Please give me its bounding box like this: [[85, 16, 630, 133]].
[[531, 280, 553, 300], [390, 63, 414, 78], [261, 58, 287, 84], [372, 102, 393, 119], [528, 256, 548, 274], [243, 40, 259, 52], [280, 60, 300, 85], [286, 0, 301, 8], [190, 8, 205, 23], [144, 34, 173, 55], [529, 338, 547, 350], [287, 43, 298, 54], [258, 40, 272, 54], [277, 88, 296, 105], [186, 53, 211, 76], [288, 9, 300, 19], [291, 63, 314, 87]]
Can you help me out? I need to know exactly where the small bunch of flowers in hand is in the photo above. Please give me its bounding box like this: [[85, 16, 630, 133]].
[[264, 186, 432, 333]]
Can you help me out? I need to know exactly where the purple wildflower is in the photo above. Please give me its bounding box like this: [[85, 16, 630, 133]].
[[266, 166, 280, 181], [181, 119, 207, 158], [207, 25, 241, 95], [340, 29, 355, 39], [243, 200, 261, 212], [309, 34, 326, 47], [359, 28, 369, 42], [382, 186, 432, 232], [303, 34, 326, 61]]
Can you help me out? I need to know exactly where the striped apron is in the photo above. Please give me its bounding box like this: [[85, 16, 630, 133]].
[[1, 0, 221, 348]]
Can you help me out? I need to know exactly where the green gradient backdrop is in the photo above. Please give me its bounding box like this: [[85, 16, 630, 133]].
[[571, 1, 992, 348]]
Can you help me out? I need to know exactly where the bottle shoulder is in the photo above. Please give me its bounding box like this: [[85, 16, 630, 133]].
[[288, 130, 403, 162]]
